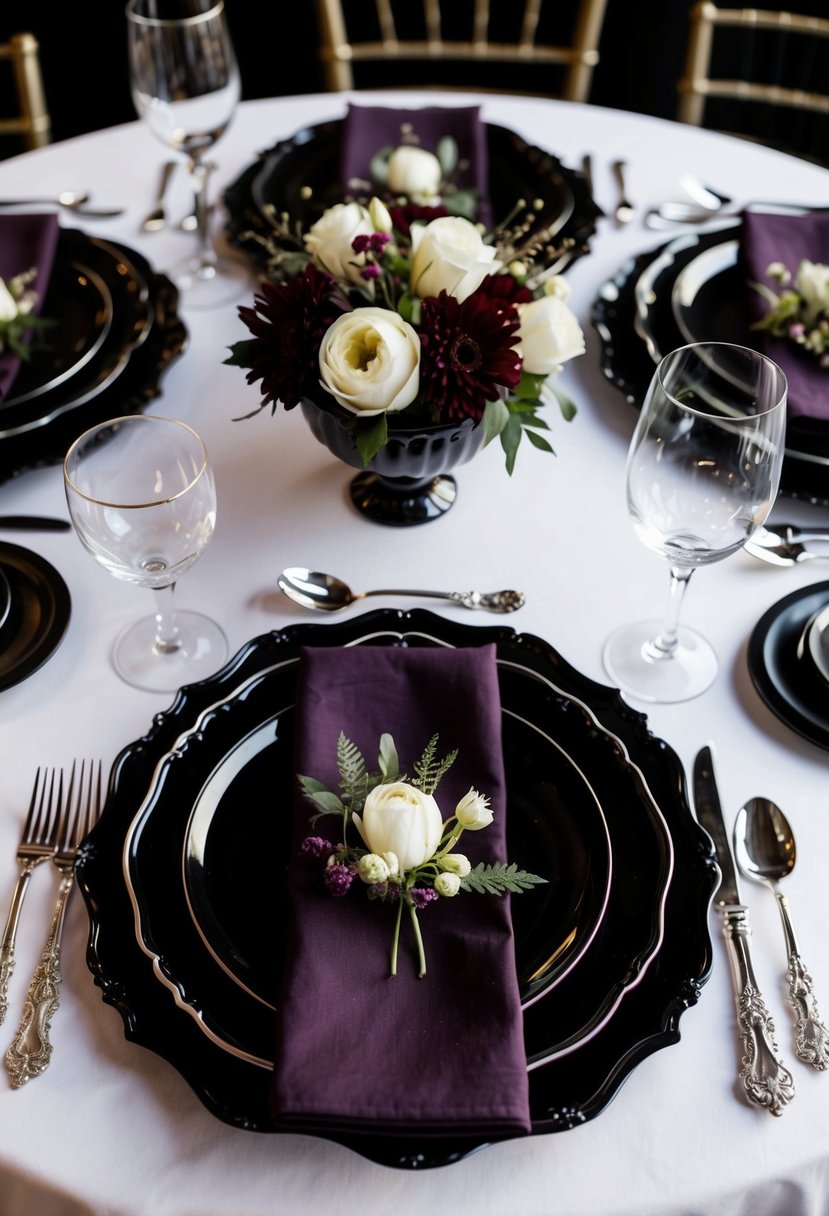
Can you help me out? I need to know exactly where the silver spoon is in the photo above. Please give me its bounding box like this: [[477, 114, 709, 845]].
[[0, 192, 124, 218], [141, 160, 178, 232], [277, 568, 525, 613], [610, 160, 634, 225], [678, 174, 733, 210], [734, 797, 829, 1071]]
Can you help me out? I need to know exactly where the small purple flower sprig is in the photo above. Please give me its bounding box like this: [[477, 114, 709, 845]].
[[751, 259, 829, 366], [297, 731, 546, 978]]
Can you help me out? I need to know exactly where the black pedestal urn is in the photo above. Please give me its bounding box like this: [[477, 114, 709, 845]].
[[300, 398, 485, 526]]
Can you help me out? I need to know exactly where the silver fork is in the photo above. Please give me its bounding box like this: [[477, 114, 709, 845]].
[[5, 760, 103, 1088], [0, 769, 61, 1026]]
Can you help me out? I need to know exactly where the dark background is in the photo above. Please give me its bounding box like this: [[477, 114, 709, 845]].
[[1, 0, 827, 165]]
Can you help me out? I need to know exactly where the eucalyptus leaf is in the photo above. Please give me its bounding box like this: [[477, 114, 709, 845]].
[[483, 397, 510, 447], [526, 429, 555, 453], [355, 414, 389, 466], [436, 135, 459, 176], [499, 413, 524, 475], [378, 733, 399, 781]]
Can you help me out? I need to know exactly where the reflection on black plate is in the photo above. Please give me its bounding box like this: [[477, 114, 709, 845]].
[[748, 580, 829, 750], [77, 610, 716, 1170], [591, 217, 829, 505], [0, 564, 10, 634], [0, 228, 187, 485], [224, 119, 602, 278], [0, 541, 70, 690]]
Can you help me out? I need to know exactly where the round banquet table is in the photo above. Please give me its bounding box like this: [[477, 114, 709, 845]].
[[0, 89, 828, 1216]]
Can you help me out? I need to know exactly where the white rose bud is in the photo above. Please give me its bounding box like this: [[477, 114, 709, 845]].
[[516, 295, 586, 375], [455, 788, 494, 831], [353, 781, 443, 871], [357, 853, 391, 884], [543, 274, 572, 302], [439, 853, 471, 877], [387, 145, 442, 199], [369, 195, 393, 234], [381, 851, 400, 877], [0, 279, 19, 322], [434, 872, 461, 897], [795, 259, 829, 325], [304, 201, 373, 286], [319, 307, 420, 416], [410, 216, 501, 302]]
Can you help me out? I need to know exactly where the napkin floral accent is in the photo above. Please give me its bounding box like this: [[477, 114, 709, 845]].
[[0, 268, 52, 364], [750, 259, 829, 365], [226, 130, 586, 474], [298, 730, 546, 978]]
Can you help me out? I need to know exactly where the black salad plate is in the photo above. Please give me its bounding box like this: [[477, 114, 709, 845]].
[[748, 580, 829, 751], [590, 214, 829, 506], [76, 610, 716, 1170], [223, 119, 602, 277], [0, 228, 188, 485], [0, 541, 70, 690]]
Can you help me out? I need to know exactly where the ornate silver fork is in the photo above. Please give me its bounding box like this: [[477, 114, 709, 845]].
[[5, 760, 103, 1088], [0, 769, 61, 1026]]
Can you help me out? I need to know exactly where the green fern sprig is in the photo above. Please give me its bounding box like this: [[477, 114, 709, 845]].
[[460, 862, 549, 896], [411, 733, 458, 795]]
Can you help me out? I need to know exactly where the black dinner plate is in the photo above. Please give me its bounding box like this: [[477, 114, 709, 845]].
[[76, 610, 716, 1170], [591, 217, 829, 505], [223, 119, 602, 278], [0, 541, 70, 690], [0, 229, 188, 485], [748, 580, 829, 751]]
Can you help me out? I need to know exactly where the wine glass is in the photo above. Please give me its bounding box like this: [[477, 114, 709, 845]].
[[125, 0, 248, 308], [603, 341, 787, 704], [64, 414, 228, 693]]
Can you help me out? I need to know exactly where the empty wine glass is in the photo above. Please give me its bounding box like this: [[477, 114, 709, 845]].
[[125, 0, 248, 308], [64, 414, 228, 693], [603, 342, 787, 703]]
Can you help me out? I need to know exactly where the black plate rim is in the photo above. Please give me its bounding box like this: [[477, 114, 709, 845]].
[[0, 540, 71, 690]]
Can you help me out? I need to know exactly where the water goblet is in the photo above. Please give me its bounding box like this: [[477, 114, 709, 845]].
[[125, 0, 248, 308], [64, 414, 228, 693], [603, 341, 787, 703]]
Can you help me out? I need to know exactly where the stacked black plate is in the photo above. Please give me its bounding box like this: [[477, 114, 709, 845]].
[[591, 211, 829, 505], [0, 228, 187, 484], [76, 610, 717, 1169]]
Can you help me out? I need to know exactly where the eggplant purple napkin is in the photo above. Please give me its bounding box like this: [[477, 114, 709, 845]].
[[0, 213, 60, 400], [270, 642, 531, 1141], [340, 102, 492, 226], [741, 208, 829, 424]]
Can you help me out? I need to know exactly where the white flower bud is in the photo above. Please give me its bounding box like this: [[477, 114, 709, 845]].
[[439, 853, 471, 877], [369, 195, 393, 234], [435, 872, 461, 897], [455, 788, 494, 831], [387, 145, 442, 199], [358, 853, 391, 884], [543, 274, 572, 301]]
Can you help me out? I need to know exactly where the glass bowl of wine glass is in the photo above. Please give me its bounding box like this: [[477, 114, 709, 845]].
[[64, 414, 228, 693]]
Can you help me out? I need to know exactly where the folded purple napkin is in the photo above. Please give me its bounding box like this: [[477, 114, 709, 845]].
[[340, 102, 492, 225], [741, 208, 829, 423], [270, 642, 531, 1141], [0, 213, 60, 400]]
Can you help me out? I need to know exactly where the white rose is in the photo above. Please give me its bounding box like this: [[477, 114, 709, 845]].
[[0, 279, 19, 322], [455, 788, 494, 831], [319, 308, 420, 416], [353, 781, 443, 872], [304, 201, 373, 286], [368, 195, 393, 233], [516, 295, 586, 375], [387, 145, 442, 199], [438, 853, 471, 877], [357, 853, 391, 885], [434, 872, 461, 897], [410, 216, 501, 302], [794, 260, 829, 325]]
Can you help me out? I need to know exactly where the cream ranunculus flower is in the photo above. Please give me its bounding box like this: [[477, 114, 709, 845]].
[[353, 781, 443, 872], [387, 145, 443, 200], [438, 853, 471, 877], [318, 308, 420, 416], [516, 295, 586, 375], [455, 788, 494, 831], [357, 853, 391, 885], [434, 871, 461, 897], [410, 216, 501, 302], [303, 201, 373, 286], [795, 260, 829, 325]]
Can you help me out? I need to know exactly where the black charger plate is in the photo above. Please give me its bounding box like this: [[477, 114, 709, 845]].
[[76, 610, 716, 1169], [0, 541, 70, 690]]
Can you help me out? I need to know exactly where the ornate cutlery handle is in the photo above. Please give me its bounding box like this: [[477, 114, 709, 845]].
[[774, 890, 829, 1070], [720, 905, 795, 1115], [5, 872, 72, 1088], [0, 864, 36, 1025], [361, 588, 525, 613]]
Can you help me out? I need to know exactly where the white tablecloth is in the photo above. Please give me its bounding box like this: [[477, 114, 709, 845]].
[[0, 90, 828, 1216]]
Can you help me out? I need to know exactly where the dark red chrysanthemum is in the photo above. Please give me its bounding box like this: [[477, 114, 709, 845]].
[[417, 288, 522, 422], [387, 201, 449, 238], [232, 264, 347, 410], [479, 272, 534, 306]]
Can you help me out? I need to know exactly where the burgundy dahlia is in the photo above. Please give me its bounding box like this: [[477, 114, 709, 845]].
[[417, 285, 522, 422], [230, 264, 347, 410]]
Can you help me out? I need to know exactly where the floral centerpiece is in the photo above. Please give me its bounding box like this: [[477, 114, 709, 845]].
[[0, 268, 51, 372], [225, 135, 586, 473], [751, 258, 829, 366]]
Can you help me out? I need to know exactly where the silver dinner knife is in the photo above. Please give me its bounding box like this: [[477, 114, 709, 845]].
[[693, 744, 795, 1116]]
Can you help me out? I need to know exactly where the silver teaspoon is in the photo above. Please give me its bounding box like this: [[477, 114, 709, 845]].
[[0, 192, 124, 218], [141, 160, 178, 232], [277, 568, 524, 613], [734, 797, 829, 1071]]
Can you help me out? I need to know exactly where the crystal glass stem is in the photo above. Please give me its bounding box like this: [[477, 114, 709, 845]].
[[151, 584, 181, 655], [644, 566, 694, 662]]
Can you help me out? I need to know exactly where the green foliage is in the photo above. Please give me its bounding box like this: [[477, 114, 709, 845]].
[[460, 862, 549, 895], [411, 733, 458, 795]]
